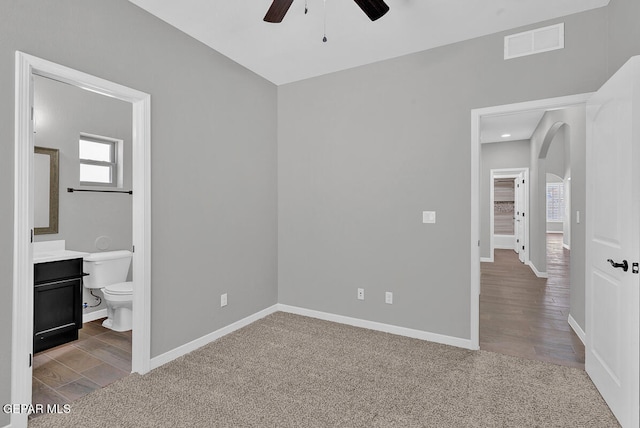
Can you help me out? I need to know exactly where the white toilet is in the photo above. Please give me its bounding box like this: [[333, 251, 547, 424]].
[[83, 250, 133, 332]]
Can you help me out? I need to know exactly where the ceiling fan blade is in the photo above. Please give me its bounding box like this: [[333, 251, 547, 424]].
[[353, 0, 389, 21], [264, 0, 294, 23]]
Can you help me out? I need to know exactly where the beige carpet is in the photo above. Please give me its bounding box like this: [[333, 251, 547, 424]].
[[29, 312, 619, 427]]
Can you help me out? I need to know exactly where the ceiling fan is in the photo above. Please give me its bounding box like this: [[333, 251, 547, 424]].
[[264, 0, 390, 23]]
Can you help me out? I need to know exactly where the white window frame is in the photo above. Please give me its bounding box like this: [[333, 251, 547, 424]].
[[546, 181, 564, 222], [79, 133, 123, 187]]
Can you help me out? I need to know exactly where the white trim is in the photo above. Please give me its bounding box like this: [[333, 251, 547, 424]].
[[471, 92, 592, 354], [12, 52, 151, 428], [470, 109, 481, 350], [278, 304, 475, 350], [11, 51, 33, 428], [480, 257, 493, 263], [149, 305, 279, 370], [82, 309, 108, 323], [563, 243, 570, 250], [136, 303, 475, 377], [527, 261, 548, 278], [568, 314, 585, 345]]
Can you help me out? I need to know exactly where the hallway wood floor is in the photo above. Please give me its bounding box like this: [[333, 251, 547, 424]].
[[480, 234, 585, 368]]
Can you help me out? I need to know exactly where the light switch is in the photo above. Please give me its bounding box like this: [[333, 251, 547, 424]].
[[422, 211, 436, 224]]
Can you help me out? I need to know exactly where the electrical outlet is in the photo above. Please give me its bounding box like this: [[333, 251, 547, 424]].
[[220, 293, 227, 307], [357, 288, 365, 300], [385, 292, 393, 304]]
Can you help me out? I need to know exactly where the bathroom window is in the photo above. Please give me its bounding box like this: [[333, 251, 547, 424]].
[[79, 134, 121, 187], [546, 182, 564, 222]]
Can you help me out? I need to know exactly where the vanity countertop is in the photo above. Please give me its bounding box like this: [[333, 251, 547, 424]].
[[33, 240, 89, 264], [34, 250, 90, 264]]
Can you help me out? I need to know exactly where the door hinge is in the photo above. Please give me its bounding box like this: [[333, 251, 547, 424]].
[[30, 229, 33, 243], [478, 240, 480, 247], [131, 245, 135, 253], [30, 107, 34, 121], [29, 353, 32, 368], [633, 262, 639, 274]]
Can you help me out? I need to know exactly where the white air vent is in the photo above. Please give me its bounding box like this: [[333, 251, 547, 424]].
[[504, 23, 564, 60]]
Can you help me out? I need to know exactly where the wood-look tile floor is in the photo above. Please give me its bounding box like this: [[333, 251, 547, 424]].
[[480, 234, 585, 368], [31, 318, 131, 418]]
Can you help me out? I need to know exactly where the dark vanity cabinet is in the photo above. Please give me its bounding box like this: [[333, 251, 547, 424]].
[[33, 258, 84, 353]]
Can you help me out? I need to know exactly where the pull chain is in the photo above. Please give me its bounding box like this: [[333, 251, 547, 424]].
[[322, 0, 327, 42]]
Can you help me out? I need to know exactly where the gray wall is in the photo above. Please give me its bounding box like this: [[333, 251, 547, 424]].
[[545, 132, 566, 179], [33, 74, 133, 315], [0, 1, 277, 422], [607, 0, 640, 73], [480, 140, 530, 259], [278, 8, 609, 340]]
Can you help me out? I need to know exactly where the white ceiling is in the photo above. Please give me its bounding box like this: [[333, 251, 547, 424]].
[[480, 110, 546, 144], [128, 0, 608, 85]]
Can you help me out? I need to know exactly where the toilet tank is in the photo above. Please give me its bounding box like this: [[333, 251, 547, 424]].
[[83, 250, 132, 289]]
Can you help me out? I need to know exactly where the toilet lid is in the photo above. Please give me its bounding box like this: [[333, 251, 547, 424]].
[[104, 281, 133, 295]]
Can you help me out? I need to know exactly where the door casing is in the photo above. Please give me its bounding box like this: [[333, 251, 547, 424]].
[[488, 168, 529, 263], [470, 92, 592, 349], [11, 52, 152, 427]]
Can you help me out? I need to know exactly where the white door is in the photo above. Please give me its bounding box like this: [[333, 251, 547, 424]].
[[513, 176, 520, 253], [585, 56, 640, 428], [514, 173, 526, 263]]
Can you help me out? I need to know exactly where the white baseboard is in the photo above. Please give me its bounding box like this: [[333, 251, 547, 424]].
[[147, 303, 475, 373], [568, 314, 585, 345], [480, 257, 493, 263], [527, 261, 548, 278], [277, 304, 473, 350], [149, 304, 278, 370], [83, 308, 107, 323]]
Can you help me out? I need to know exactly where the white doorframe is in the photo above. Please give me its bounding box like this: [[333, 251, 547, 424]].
[[488, 168, 529, 262], [470, 92, 592, 350], [12, 52, 151, 426]]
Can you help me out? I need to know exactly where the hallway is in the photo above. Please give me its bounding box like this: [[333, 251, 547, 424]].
[[480, 234, 585, 368]]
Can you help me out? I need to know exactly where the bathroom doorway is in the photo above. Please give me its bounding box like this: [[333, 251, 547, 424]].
[[30, 73, 134, 414], [12, 52, 151, 426]]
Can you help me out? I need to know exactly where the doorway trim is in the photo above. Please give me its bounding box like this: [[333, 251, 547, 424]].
[[12, 52, 151, 425], [470, 92, 593, 349], [489, 168, 529, 263]]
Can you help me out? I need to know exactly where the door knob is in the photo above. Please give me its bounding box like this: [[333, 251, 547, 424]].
[[607, 259, 628, 272]]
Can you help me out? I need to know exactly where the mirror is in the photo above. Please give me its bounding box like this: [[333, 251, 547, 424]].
[[34, 146, 59, 235]]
